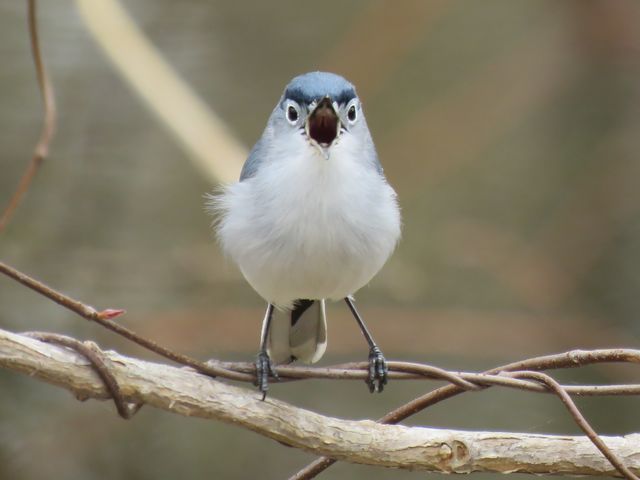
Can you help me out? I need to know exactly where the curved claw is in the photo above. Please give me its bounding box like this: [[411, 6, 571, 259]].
[[255, 350, 278, 400], [366, 346, 388, 393]]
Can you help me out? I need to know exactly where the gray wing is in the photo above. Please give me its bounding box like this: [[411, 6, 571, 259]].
[[240, 135, 269, 181], [370, 148, 384, 175], [364, 130, 384, 175]]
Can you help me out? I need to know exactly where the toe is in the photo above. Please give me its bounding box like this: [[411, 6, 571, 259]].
[[255, 352, 272, 398], [366, 347, 388, 393]]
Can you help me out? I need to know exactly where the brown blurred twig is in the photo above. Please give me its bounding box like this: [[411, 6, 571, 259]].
[[0, 0, 56, 234]]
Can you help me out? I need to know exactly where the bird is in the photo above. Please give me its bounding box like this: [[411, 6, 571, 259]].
[[210, 71, 401, 398]]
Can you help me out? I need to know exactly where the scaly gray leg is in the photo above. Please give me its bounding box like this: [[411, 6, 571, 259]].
[[344, 297, 388, 393], [256, 303, 278, 399]]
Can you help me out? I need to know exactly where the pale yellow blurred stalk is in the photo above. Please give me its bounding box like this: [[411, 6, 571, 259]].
[[75, 0, 245, 184]]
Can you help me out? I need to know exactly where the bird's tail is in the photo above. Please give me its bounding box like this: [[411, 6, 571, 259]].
[[267, 299, 327, 364]]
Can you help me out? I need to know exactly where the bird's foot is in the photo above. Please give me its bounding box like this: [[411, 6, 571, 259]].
[[366, 346, 388, 393], [255, 350, 278, 400]]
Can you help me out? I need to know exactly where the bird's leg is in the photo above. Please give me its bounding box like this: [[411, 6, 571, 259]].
[[256, 303, 278, 400], [344, 297, 388, 393]]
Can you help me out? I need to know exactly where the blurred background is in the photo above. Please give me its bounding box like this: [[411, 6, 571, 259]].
[[1, 1, 640, 479]]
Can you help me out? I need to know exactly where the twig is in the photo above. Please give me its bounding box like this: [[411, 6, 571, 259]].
[[0, 0, 56, 233], [0, 260, 252, 382], [511, 371, 640, 480], [5, 258, 640, 393], [3, 260, 640, 394], [226, 358, 640, 394], [291, 350, 640, 480], [23, 331, 142, 419]]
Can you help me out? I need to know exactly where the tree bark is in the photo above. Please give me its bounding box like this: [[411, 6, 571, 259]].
[[1, 327, 638, 476]]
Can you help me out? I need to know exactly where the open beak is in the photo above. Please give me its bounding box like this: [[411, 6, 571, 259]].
[[306, 96, 340, 153]]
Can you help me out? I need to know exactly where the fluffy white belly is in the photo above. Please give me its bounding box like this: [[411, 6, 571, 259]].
[[214, 147, 401, 307]]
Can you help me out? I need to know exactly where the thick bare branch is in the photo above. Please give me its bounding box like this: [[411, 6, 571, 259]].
[[1, 327, 639, 476]]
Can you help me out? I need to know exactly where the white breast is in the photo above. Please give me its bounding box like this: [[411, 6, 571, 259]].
[[215, 132, 401, 308]]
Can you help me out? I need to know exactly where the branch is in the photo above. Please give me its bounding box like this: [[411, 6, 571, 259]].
[[3, 261, 640, 480], [298, 349, 640, 479], [2, 260, 640, 478], [1, 327, 639, 477]]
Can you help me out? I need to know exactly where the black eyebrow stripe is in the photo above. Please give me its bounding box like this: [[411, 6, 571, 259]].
[[284, 87, 356, 106]]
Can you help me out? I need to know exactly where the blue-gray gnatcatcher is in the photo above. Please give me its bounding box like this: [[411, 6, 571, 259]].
[[210, 72, 401, 397]]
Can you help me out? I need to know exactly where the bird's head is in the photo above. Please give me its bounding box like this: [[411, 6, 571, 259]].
[[273, 72, 366, 159]]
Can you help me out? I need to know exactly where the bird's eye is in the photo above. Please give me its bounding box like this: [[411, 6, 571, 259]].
[[347, 104, 357, 123], [286, 105, 299, 124]]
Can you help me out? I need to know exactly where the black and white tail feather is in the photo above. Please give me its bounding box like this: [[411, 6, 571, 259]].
[[266, 299, 327, 364]]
